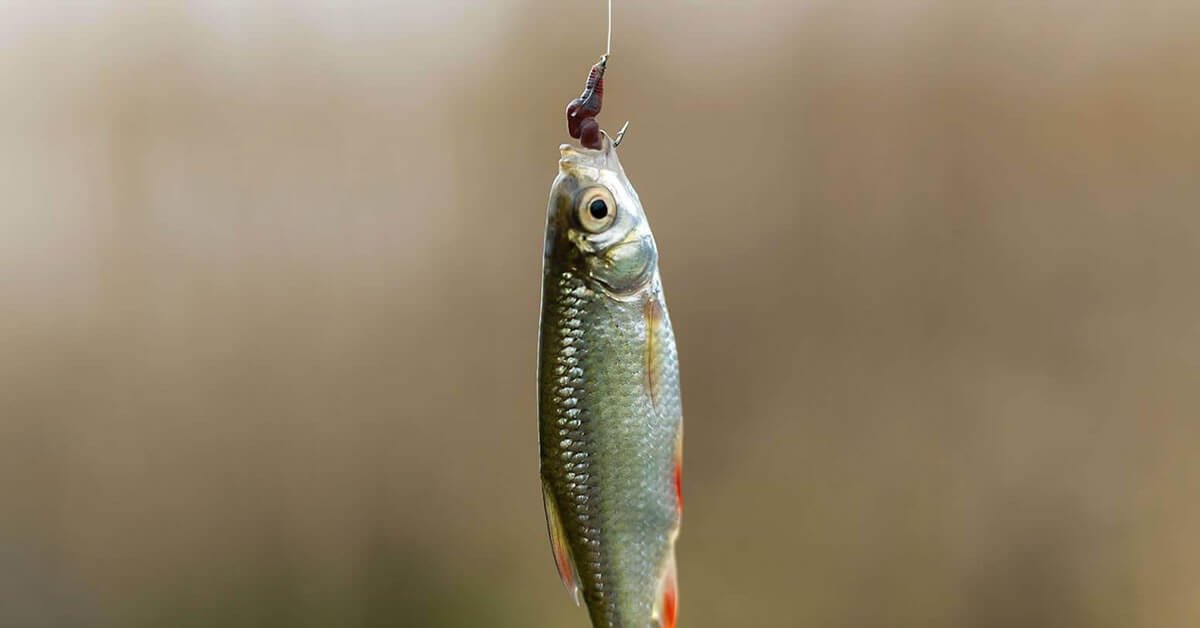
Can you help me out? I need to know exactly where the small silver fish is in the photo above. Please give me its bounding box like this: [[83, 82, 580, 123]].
[[538, 100, 683, 626]]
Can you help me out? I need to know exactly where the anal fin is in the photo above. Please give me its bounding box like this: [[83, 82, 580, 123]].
[[653, 549, 679, 628], [541, 479, 582, 605]]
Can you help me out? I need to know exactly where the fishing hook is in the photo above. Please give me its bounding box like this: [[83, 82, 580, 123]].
[[614, 121, 630, 147]]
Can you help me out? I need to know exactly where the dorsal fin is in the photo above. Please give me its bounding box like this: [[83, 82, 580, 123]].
[[541, 479, 582, 605]]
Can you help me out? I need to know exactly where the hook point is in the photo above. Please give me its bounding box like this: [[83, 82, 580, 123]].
[[614, 121, 630, 146]]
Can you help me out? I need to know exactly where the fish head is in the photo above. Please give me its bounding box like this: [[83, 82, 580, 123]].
[[545, 134, 658, 297]]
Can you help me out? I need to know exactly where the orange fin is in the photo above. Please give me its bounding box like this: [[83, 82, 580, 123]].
[[674, 458, 683, 514], [541, 479, 582, 605], [654, 550, 679, 628], [643, 297, 664, 409], [673, 423, 684, 515]]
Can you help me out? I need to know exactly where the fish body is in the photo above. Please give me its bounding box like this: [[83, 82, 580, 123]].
[[538, 135, 682, 627]]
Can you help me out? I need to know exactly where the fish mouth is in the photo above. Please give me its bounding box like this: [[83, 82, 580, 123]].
[[559, 133, 616, 174]]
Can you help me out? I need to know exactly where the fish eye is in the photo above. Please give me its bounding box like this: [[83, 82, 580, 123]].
[[576, 187, 617, 232], [589, 198, 608, 220]]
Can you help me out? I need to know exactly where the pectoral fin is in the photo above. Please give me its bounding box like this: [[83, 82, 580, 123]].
[[541, 479, 582, 605]]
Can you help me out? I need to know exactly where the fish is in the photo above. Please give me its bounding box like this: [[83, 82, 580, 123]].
[[537, 126, 683, 627]]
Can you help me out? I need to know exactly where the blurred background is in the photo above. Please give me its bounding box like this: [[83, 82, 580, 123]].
[[2, 1, 1199, 626]]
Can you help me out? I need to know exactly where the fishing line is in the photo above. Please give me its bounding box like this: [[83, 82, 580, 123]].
[[606, 0, 612, 57], [606, 0, 630, 146]]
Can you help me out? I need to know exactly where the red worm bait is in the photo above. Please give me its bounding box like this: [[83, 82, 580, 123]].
[[566, 55, 607, 150]]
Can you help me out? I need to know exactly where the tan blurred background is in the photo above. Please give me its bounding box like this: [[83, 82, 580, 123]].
[[2, 1, 1199, 626]]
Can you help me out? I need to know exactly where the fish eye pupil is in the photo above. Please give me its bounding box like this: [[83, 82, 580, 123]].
[[589, 198, 608, 220]]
